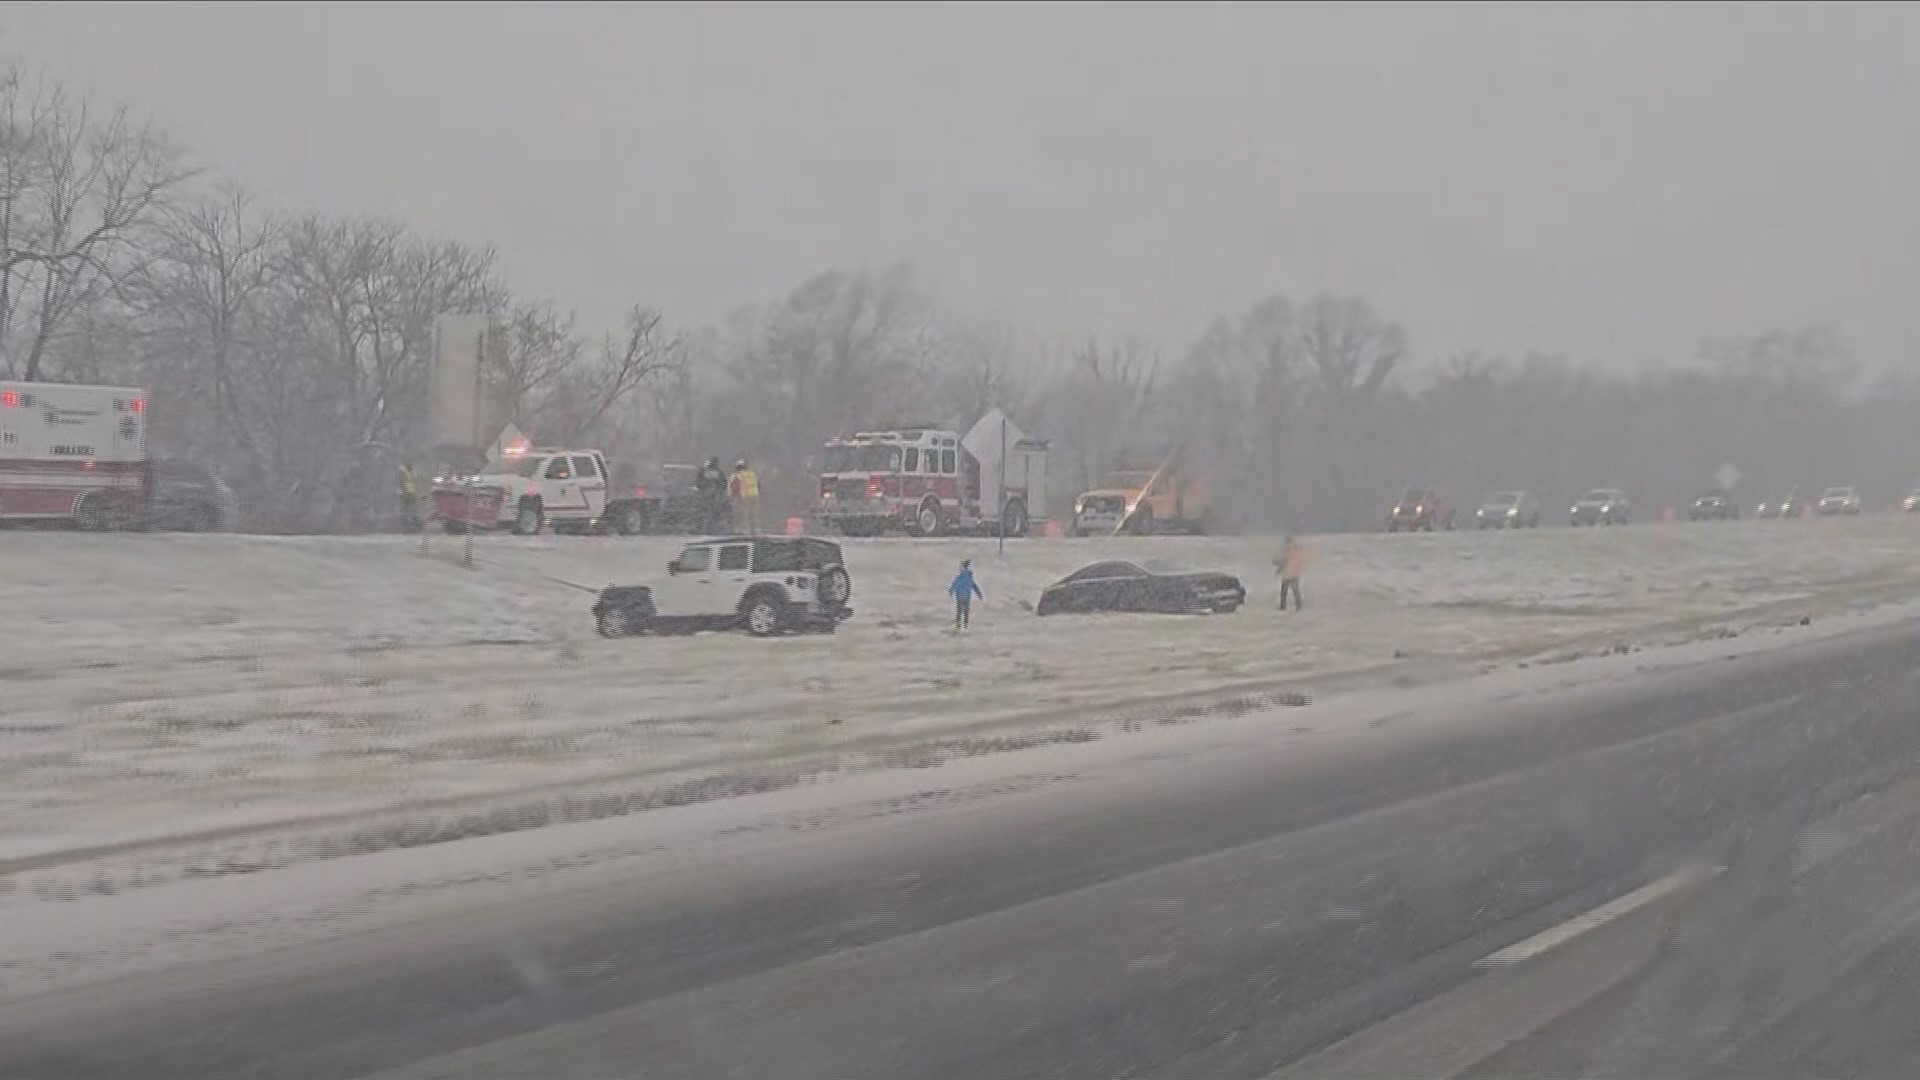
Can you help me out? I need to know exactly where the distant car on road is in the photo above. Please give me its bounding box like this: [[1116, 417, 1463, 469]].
[[1816, 486, 1862, 516], [1570, 488, 1630, 526], [1756, 487, 1807, 519], [1035, 560, 1244, 616], [1386, 487, 1455, 532], [1475, 491, 1539, 529], [1688, 489, 1739, 522]]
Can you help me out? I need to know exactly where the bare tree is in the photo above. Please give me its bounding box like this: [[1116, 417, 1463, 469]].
[[711, 264, 930, 507], [275, 216, 503, 529], [136, 186, 282, 462], [1296, 293, 1404, 405], [539, 305, 681, 446], [487, 298, 581, 428], [1044, 338, 1160, 492], [0, 68, 193, 380], [926, 323, 1033, 426]]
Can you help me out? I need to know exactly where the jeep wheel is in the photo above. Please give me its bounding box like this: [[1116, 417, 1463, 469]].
[[597, 608, 631, 638], [513, 502, 544, 536], [615, 504, 647, 536], [743, 594, 784, 637]]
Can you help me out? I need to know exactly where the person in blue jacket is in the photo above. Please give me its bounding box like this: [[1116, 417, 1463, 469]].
[[949, 559, 983, 630]]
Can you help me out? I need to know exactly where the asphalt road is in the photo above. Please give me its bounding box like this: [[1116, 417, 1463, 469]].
[[4, 619, 1920, 1078]]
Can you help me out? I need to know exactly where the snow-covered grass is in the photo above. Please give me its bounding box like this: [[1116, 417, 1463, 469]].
[[3, 517, 1919, 861]]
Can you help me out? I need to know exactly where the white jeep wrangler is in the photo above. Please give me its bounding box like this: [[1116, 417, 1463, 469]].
[[592, 536, 853, 638]]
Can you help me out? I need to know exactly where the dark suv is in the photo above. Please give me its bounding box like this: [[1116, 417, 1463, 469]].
[[146, 458, 235, 531], [1387, 487, 1454, 532]]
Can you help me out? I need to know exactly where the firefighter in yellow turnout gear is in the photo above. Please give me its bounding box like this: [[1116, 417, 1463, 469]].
[[728, 459, 761, 534]]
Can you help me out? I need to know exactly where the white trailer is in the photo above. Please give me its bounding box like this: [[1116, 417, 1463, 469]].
[[0, 381, 149, 527]]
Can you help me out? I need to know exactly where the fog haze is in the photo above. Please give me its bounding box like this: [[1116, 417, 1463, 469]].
[[8, 1, 1919, 365]]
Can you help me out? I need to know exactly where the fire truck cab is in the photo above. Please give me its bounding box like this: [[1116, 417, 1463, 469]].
[[815, 410, 1047, 538]]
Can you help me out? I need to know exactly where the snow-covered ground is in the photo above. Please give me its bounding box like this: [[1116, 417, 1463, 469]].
[[3, 518, 1919, 862]]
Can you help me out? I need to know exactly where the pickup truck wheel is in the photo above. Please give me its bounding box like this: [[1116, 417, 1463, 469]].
[[596, 608, 631, 637], [513, 502, 543, 536], [742, 593, 784, 637], [1129, 505, 1154, 536], [615, 504, 647, 536]]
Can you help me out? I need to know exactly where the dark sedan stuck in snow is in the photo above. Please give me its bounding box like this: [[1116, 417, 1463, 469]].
[[1036, 560, 1245, 616]]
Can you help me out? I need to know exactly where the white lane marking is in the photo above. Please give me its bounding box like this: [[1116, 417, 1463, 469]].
[[1475, 862, 1722, 969]]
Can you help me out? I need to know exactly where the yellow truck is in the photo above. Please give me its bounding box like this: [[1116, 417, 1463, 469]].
[[1072, 465, 1213, 536]]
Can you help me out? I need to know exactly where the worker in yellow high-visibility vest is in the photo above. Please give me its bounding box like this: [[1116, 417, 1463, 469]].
[[728, 458, 761, 534]]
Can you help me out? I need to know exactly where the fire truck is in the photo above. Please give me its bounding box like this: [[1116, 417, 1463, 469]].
[[0, 380, 148, 528], [815, 410, 1048, 537]]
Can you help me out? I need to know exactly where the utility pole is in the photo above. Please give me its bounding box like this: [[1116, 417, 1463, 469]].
[[997, 411, 1008, 558], [463, 326, 484, 570]]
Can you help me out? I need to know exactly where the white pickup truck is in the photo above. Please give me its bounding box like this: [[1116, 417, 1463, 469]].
[[430, 447, 656, 535]]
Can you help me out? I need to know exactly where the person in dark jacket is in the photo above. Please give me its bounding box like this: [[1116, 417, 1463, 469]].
[[949, 559, 983, 630], [697, 457, 728, 532]]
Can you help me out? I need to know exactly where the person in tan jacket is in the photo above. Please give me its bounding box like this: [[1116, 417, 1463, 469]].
[[1275, 535, 1308, 611]]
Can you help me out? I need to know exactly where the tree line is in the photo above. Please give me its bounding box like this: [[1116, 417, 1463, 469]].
[[5, 65, 1915, 534]]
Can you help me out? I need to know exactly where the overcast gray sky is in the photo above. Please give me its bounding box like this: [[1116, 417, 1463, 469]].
[[6, 1, 1918, 368]]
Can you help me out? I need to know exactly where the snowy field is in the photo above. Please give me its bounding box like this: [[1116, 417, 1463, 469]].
[[3, 518, 1920, 861]]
